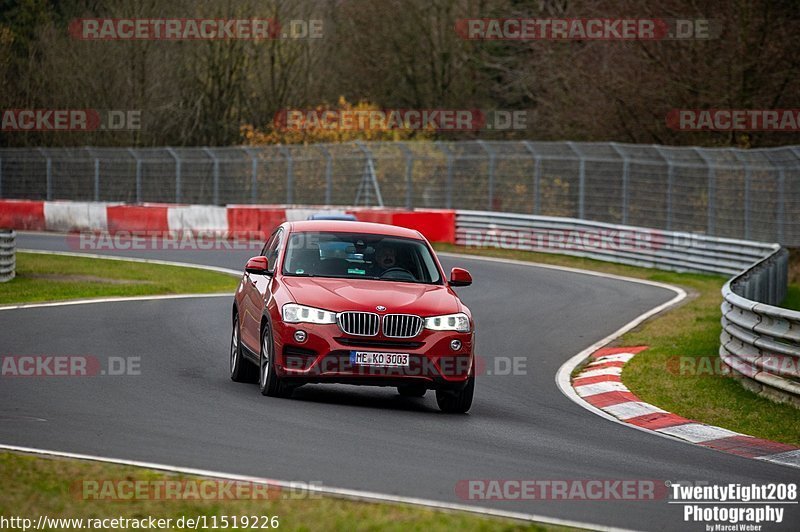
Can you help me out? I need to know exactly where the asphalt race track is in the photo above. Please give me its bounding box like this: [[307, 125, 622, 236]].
[[2, 233, 798, 531]]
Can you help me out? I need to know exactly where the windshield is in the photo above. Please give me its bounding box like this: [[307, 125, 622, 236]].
[[282, 232, 442, 284]]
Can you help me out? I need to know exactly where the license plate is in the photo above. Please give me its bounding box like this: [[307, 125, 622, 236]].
[[350, 351, 410, 367]]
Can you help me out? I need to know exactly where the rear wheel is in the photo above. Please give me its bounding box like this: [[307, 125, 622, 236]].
[[259, 324, 292, 398], [397, 385, 426, 398], [436, 375, 474, 413], [230, 314, 257, 383]]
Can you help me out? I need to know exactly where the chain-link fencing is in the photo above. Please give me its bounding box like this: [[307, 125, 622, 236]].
[[1, 141, 798, 245]]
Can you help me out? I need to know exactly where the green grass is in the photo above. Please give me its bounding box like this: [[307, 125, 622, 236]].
[[435, 244, 800, 445], [0, 252, 237, 305], [0, 452, 565, 532], [781, 285, 800, 311]]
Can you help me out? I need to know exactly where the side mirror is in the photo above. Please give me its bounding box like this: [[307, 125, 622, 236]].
[[449, 267, 472, 287], [245, 256, 270, 275]]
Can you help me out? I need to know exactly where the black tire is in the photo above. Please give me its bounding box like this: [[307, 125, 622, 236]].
[[230, 314, 257, 383], [436, 375, 474, 413], [259, 323, 292, 398], [397, 385, 426, 398]]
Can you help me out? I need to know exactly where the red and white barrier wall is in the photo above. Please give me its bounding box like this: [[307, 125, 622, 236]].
[[0, 200, 456, 244]]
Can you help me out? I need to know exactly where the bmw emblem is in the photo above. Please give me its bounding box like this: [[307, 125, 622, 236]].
[[376, 305, 386, 312]]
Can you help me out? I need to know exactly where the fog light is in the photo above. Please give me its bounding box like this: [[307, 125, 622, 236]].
[[450, 339, 462, 351], [294, 330, 307, 343]]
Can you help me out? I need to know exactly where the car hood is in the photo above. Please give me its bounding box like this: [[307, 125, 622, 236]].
[[282, 276, 461, 316]]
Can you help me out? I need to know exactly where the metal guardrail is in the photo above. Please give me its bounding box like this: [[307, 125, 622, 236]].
[[0, 229, 15, 283], [721, 249, 800, 407], [455, 210, 799, 406]]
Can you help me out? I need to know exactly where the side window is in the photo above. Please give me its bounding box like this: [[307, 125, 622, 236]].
[[265, 229, 284, 274]]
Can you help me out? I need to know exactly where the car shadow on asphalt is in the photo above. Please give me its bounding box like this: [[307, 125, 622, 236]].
[[289, 384, 443, 414]]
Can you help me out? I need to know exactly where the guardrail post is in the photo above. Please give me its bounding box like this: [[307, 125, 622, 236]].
[[0, 229, 14, 283], [279, 146, 294, 204], [397, 143, 414, 209], [165, 147, 182, 203], [610, 143, 629, 224], [203, 147, 220, 205], [477, 140, 496, 211], [37, 148, 52, 200], [436, 142, 454, 209], [522, 141, 541, 215], [566, 142, 585, 219], [694, 148, 715, 236]]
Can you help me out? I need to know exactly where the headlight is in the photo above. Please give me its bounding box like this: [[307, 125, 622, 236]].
[[282, 303, 337, 324], [424, 312, 470, 332]]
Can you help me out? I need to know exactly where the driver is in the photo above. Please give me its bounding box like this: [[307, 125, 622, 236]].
[[374, 245, 397, 271]]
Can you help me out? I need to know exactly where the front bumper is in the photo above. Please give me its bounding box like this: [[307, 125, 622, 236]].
[[273, 321, 474, 390]]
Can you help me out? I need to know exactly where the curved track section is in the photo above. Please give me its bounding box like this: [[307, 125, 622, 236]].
[[2, 233, 798, 531]]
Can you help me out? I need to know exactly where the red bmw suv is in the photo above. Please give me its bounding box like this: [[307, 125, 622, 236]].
[[230, 220, 475, 413]]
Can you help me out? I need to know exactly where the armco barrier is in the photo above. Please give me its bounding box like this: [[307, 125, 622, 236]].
[[0, 229, 15, 282], [455, 210, 799, 407]]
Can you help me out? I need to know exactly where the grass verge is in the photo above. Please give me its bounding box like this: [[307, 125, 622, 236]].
[[0, 452, 564, 531], [0, 252, 237, 305], [435, 244, 800, 445]]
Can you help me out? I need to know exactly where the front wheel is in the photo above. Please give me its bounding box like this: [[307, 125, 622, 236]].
[[230, 314, 257, 383], [259, 324, 292, 398], [436, 375, 474, 413]]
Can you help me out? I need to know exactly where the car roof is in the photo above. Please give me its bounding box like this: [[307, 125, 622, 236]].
[[287, 220, 424, 240]]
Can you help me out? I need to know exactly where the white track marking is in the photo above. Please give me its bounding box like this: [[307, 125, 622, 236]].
[[757, 450, 800, 468], [656, 424, 741, 443], [604, 401, 666, 420], [575, 381, 628, 397], [0, 444, 630, 532], [577, 366, 623, 379]]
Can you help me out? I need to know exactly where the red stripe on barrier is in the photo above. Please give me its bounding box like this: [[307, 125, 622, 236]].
[[625, 412, 692, 430], [0, 200, 45, 230], [347, 208, 456, 243], [226, 206, 286, 241], [699, 435, 798, 458], [106, 205, 168, 232]]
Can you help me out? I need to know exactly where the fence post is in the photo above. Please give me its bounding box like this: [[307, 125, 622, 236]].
[[694, 148, 715, 235], [203, 147, 220, 205], [316, 145, 333, 205], [241, 147, 259, 204], [397, 143, 414, 209], [354, 141, 383, 207], [85, 147, 100, 201], [166, 148, 182, 203], [279, 146, 294, 204], [610, 143, 629, 224], [37, 148, 52, 201], [522, 141, 541, 215], [566, 142, 585, 219], [653, 146, 674, 230], [731, 150, 751, 240], [436, 142, 454, 209], [477, 140, 496, 211], [128, 149, 142, 203]]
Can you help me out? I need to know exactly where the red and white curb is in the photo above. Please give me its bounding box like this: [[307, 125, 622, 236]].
[[573, 346, 800, 469]]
